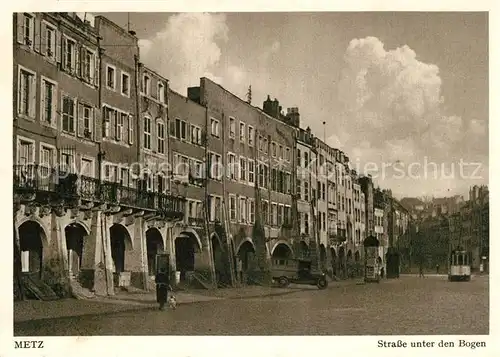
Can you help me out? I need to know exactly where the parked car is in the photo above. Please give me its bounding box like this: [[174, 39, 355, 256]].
[[271, 258, 328, 289]]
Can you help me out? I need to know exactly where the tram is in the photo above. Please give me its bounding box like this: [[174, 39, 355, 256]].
[[448, 249, 471, 281]]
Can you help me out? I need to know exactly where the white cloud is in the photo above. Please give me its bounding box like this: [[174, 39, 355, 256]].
[[138, 13, 229, 93], [336, 36, 488, 195]]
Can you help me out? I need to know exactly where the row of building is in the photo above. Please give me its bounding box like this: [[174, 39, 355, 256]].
[[13, 12, 412, 298]]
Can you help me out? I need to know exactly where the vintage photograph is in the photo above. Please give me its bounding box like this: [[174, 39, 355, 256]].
[[13, 11, 488, 336]]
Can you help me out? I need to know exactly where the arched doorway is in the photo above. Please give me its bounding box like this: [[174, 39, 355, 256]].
[[330, 248, 337, 276], [355, 250, 360, 262], [237, 240, 256, 283], [175, 231, 201, 281], [110, 224, 132, 274], [65, 223, 88, 278], [18, 221, 45, 277], [272, 242, 293, 265], [146, 228, 164, 276], [319, 244, 327, 270], [298, 240, 309, 259]]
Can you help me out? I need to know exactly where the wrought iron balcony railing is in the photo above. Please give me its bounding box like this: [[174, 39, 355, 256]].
[[14, 165, 186, 217]]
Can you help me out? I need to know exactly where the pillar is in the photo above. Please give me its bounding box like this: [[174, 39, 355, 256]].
[[125, 217, 148, 290], [41, 213, 70, 296], [80, 209, 114, 296]]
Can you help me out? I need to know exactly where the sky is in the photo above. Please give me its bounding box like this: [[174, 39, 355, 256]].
[[97, 12, 488, 200]]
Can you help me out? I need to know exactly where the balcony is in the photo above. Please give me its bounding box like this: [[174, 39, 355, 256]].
[[14, 165, 186, 218], [328, 231, 346, 245]]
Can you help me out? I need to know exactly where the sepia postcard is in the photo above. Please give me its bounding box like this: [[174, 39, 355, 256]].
[[3, 1, 495, 356]]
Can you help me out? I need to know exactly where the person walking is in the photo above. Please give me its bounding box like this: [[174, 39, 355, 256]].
[[419, 264, 425, 278], [156, 267, 170, 311], [436, 264, 440, 274]]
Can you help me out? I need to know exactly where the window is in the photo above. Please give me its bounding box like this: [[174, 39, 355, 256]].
[[278, 145, 283, 159], [39, 145, 55, 169], [209, 153, 222, 179], [41, 21, 56, 59], [62, 96, 75, 133], [304, 181, 309, 201], [239, 197, 247, 223], [121, 72, 130, 97], [41, 77, 56, 124], [323, 212, 326, 231], [157, 83, 165, 103], [175, 155, 189, 177], [157, 122, 165, 154], [272, 142, 277, 157], [81, 48, 95, 83], [17, 138, 34, 165], [176, 120, 188, 140], [239, 122, 245, 142], [229, 195, 237, 221], [262, 201, 269, 225], [304, 213, 309, 234], [284, 206, 290, 225], [248, 126, 254, 146], [229, 117, 236, 138], [304, 152, 309, 168], [191, 125, 201, 145], [263, 138, 268, 154], [18, 67, 36, 118], [17, 13, 34, 47], [271, 203, 277, 226], [60, 152, 75, 174], [142, 74, 150, 95], [63, 37, 77, 72], [144, 116, 152, 149], [248, 159, 255, 184], [286, 147, 290, 162], [211, 118, 219, 137], [278, 205, 283, 226], [115, 112, 124, 141], [227, 153, 236, 180], [106, 65, 116, 90], [77, 104, 93, 139], [81, 157, 94, 177], [297, 179, 302, 197], [297, 149, 301, 167], [258, 164, 264, 187], [236, 157, 246, 182]]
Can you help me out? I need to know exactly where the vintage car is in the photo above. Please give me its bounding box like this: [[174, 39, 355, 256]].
[[271, 258, 328, 289]]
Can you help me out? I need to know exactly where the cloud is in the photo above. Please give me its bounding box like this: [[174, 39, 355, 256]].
[[138, 13, 229, 93], [335, 36, 488, 195]]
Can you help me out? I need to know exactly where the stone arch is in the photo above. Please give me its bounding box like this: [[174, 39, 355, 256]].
[[271, 241, 294, 261], [175, 230, 202, 282], [16, 217, 50, 246], [18, 220, 48, 277], [236, 237, 255, 254], [66, 219, 91, 236], [110, 223, 133, 274], [65, 222, 89, 277], [146, 227, 165, 276], [236, 238, 256, 276]]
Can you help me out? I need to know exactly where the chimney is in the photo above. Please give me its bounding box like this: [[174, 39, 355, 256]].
[[286, 107, 300, 127], [263, 95, 280, 118]]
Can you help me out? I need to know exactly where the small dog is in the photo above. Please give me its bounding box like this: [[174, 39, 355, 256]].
[[168, 295, 177, 310]]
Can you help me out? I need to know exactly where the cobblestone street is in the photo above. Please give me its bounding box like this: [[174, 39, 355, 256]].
[[14, 275, 488, 336]]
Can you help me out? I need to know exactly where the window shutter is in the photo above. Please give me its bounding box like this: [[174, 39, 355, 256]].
[[34, 17, 41, 53], [16, 13, 24, 44], [111, 110, 116, 139], [77, 104, 84, 137], [28, 16, 34, 49], [169, 119, 175, 136], [128, 115, 134, 145], [94, 108, 101, 142], [55, 30, 61, 64], [94, 53, 99, 86], [40, 22, 47, 55], [40, 81, 46, 122], [185, 121, 191, 142], [75, 44, 81, 76], [61, 37, 67, 69], [28, 75, 36, 118]]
